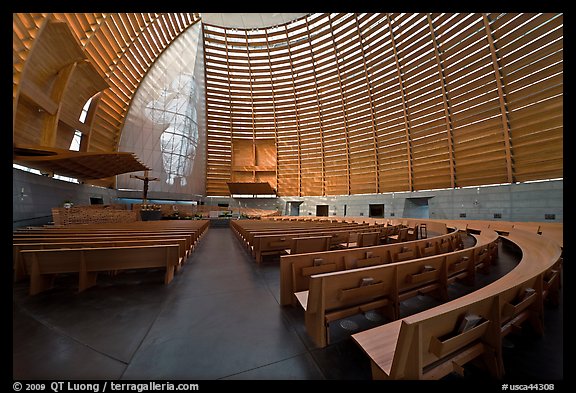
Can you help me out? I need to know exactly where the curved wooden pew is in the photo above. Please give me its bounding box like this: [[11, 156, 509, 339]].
[[293, 230, 498, 347], [351, 227, 562, 380], [279, 229, 465, 306]]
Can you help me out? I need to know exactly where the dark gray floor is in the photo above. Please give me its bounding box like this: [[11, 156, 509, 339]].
[[13, 227, 563, 381]]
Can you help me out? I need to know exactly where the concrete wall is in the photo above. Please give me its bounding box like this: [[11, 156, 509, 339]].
[[13, 169, 118, 229], [204, 196, 283, 213], [13, 168, 563, 229], [206, 180, 562, 223]]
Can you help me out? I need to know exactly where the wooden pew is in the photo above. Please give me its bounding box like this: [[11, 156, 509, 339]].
[[13, 220, 210, 282], [418, 240, 436, 258], [13, 233, 196, 268], [14, 228, 205, 247], [351, 226, 562, 380], [446, 248, 476, 286], [20, 244, 180, 295], [499, 274, 545, 339], [13, 237, 188, 281], [353, 274, 546, 380], [296, 253, 462, 348], [296, 264, 399, 348], [511, 222, 541, 234], [537, 223, 563, 248], [353, 296, 502, 380], [14, 219, 210, 250], [388, 227, 409, 243], [16, 219, 210, 245], [349, 231, 381, 248], [397, 254, 447, 301], [230, 219, 380, 245], [288, 230, 499, 347], [328, 231, 351, 249], [279, 230, 464, 306], [250, 225, 385, 264], [230, 220, 368, 245], [391, 244, 421, 262], [488, 222, 515, 236], [240, 223, 373, 247], [285, 235, 332, 255]]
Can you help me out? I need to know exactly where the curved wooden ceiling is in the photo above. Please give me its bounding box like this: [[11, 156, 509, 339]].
[[13, 13, 563, 196], [13, 13, 201, 155], [203, 13, 563, 196]]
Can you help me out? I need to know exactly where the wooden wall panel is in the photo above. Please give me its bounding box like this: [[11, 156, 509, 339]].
[[14, 13, 201, 187], [15, 13, 562, 194]]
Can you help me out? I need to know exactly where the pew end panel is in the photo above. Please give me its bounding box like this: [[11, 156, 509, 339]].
[[288, 235, 332, 255], [303, 265, 399, 348], [353, 296, 505, 380], [352, 320, 411, 380], [21, 250, 83, 295]]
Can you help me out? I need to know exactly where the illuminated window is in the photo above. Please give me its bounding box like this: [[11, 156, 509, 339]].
[[144, 74, 199, 186]]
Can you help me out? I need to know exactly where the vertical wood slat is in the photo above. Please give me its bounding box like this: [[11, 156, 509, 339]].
[[304, 17, 326, 196], [246, 31, 256, 182], [284, 24, 302, 196], [225, 29, 234, 186], [427, 14, 456, 188], [328, 13, 351, 195], [354, 13, 380, 194], [202, 22, 212, 193], [483, 14, 514, 184], [387, 14, 414, 191]]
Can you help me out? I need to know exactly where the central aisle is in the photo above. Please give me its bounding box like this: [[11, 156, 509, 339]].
[[121, 226, 327, 380]]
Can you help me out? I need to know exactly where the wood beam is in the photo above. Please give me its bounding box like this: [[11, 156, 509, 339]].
[[245, 31, 256, 183], [328, 13, 352, 195], [483, 13, 514, 183], [264, 30, 281, 194], [354, 13, 380, 194], [305, 17, 326, 196], [387, 14, 414, 191], [40, 62, 77, 147], [427, 13, 456, 189], [284, 25, 302, 197], [19, 79, 58, 115]]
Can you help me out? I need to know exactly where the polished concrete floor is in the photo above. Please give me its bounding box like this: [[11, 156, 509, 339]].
[[13, 227, 563, 381]]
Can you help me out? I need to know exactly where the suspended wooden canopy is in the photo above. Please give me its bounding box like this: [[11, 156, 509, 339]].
[[13, 145, 149, 180], [227, 182, 276, 196]]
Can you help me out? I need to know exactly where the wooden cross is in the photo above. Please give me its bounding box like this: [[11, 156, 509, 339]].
[[130, 170, 159, 203]]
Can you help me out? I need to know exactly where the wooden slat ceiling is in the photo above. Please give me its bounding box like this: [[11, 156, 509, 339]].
[[13, 13, 562, 196], [13, 13, 201, 155], [203, 12, 563, 196]]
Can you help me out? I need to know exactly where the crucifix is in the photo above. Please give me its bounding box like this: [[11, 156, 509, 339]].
[[130, 170, 159, 204]]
